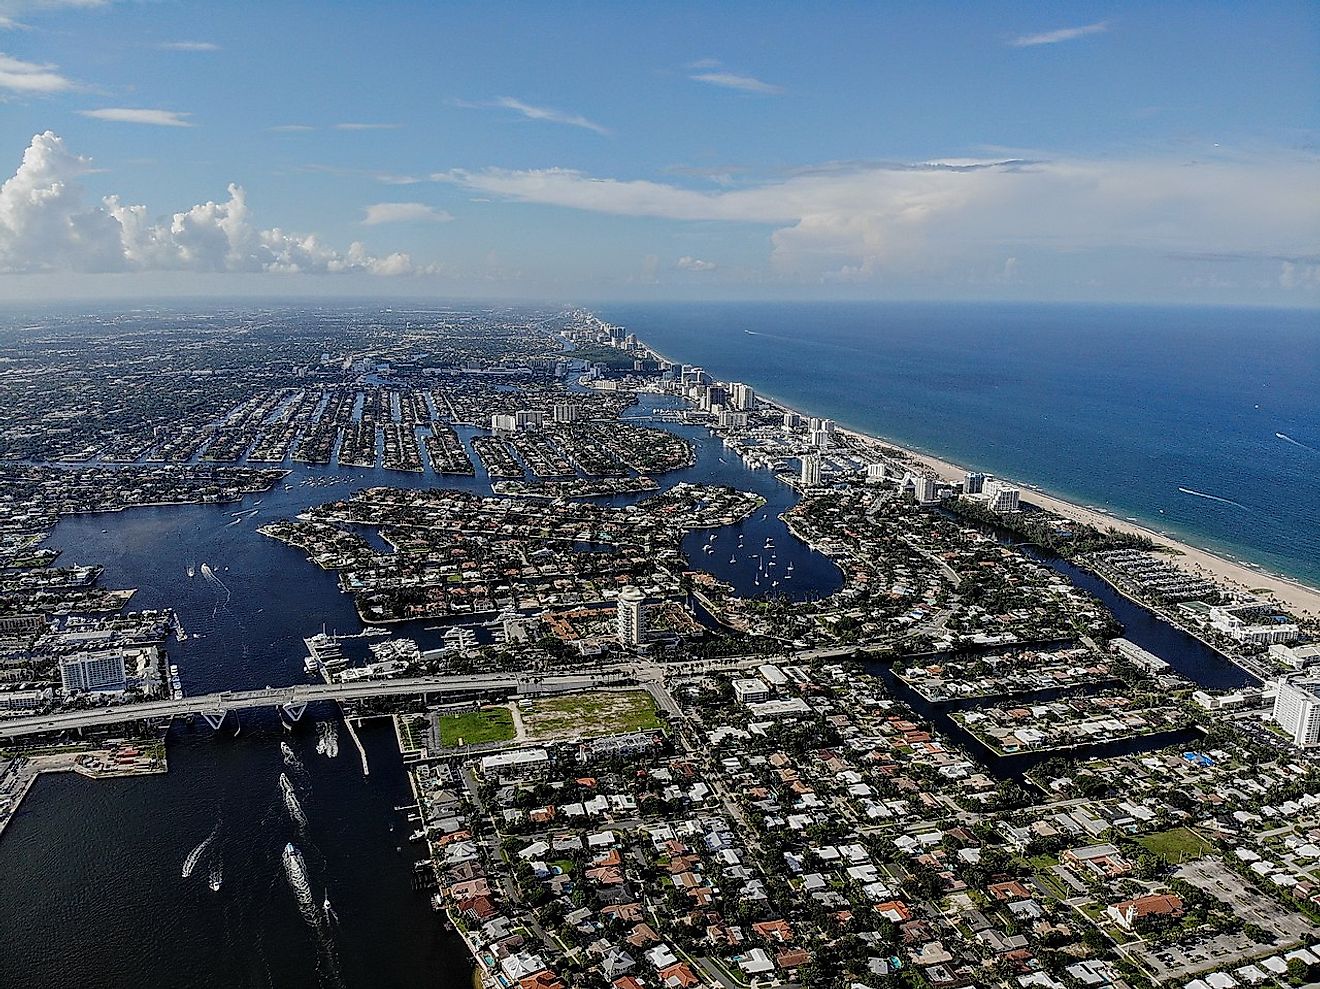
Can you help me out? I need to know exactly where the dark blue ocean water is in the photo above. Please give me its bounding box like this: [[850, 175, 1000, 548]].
[[602, 302, 1320, 588]]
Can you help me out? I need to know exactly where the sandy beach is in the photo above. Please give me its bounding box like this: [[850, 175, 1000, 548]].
[[850, 427, 1320, 619], [643, 343, 1320, 618]]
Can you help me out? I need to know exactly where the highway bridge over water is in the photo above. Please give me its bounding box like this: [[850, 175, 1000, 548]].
[[0, 671, 612, 740]]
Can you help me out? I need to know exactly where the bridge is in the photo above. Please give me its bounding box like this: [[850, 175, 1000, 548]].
[[0, 671, 612, 740]]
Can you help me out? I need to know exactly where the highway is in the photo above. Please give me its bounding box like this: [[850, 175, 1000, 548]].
[[0, 671, 608, 739]]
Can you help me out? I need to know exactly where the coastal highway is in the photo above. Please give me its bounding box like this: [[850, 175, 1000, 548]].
[[0, 671, 609, 739]]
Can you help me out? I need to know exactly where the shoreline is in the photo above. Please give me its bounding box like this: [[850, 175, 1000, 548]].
[[640, 340, 1320, 619]]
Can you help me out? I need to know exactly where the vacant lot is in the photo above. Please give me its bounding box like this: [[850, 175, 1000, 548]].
[[435, 706, 516, 747], [1138, 827, 1213, 864], [521, 690, 659, 741]]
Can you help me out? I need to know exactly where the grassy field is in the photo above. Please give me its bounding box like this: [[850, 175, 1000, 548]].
[[435, 706, 516, 747], [1138, 826, 1214, 864], [522, 690, 660, 740]]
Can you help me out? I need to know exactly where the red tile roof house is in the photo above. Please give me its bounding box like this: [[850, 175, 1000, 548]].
[[659, 962, 699, 987], [1106, 893, 1184, 930]]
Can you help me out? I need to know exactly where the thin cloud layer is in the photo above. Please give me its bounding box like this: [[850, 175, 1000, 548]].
[[0, 52, 73, 93], [361, 202, 452, 225], [439, 154, 1320, 283], [0, 131, 424, 275], [457, 97, 610, 135], [1009, 21, 1107, 47], [80, 108, 193, 127], [155, 40, 220, 51], [690, 71, 783, 95]]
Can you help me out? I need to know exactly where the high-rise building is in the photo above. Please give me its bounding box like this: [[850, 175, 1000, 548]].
[[866, 463, 887, 481], [913, 475, 940, 504], [783, 411, 801, 430], [490, 413, 518, 432], [1272, 679, 1320, 748], [552, 403, 580, 424], [800, 454, 821, 487], [810, 429, 831, 450], [701, 386, 727, 411], [985, 481, 1020, 513], [730, 382, 756, 411], [60, 651, 127, 694], [514, 410, 543, 429], [617, 585, 647, 647], [718, 411, 749, 429], [964, 472, 986, 495]]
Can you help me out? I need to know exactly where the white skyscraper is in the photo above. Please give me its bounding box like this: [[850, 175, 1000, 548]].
[[912, 475, 940, 504], [617, 585, 647, 647], [800, 454, 821, 487], [552, 403, 580, 423], [985, 481, 1021, 513], [730, 382, 756, 411], [1272, 679, 1320, 748]]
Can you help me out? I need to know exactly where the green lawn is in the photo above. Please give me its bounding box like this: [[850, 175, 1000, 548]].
[[522, 690, 660, 740], [1138, 826, 1213, 864], [435, 706, 516, 747]]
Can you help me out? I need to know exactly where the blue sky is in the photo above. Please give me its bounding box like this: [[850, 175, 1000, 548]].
[[0, 0, 1316, 303]]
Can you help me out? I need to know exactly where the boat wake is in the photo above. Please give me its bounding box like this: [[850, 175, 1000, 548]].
[[199, 563, 232, 605], [1177, 486, 1245, 509], [1277, 432, 1318, 454], [281, 740, 303, 770], [283, 843, 347, 987], [315, 721, 340, 759], [208, 856, 223, 892], [279, 772, 309, 830], [182, 824, 219, 878], [282, 842, 320, 923]]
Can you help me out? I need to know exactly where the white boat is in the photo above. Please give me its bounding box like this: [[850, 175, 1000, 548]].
[[208, 857, 223, 892], [323, 892, 337, 924], [279, 772, 308, 829], [186, 565, 196, 579]]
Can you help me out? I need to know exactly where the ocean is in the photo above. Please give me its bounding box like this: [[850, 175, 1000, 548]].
[[602, 302, 1320, 589]]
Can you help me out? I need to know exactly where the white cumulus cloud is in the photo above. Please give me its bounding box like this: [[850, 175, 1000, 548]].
[[361, 202, 453, 225], [0, 131, 426, 275], [80, 107, 193, 127], [676, 256, 717, 271]]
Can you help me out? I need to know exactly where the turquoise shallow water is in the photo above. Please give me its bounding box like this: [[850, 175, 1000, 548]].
[[602, 301, 1320, 588]]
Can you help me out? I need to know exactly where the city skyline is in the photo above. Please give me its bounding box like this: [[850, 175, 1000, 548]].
[[0, 0, 1317, 305]]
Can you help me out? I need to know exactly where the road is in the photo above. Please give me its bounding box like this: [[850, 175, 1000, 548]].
[[0, 671, 611, 739]]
